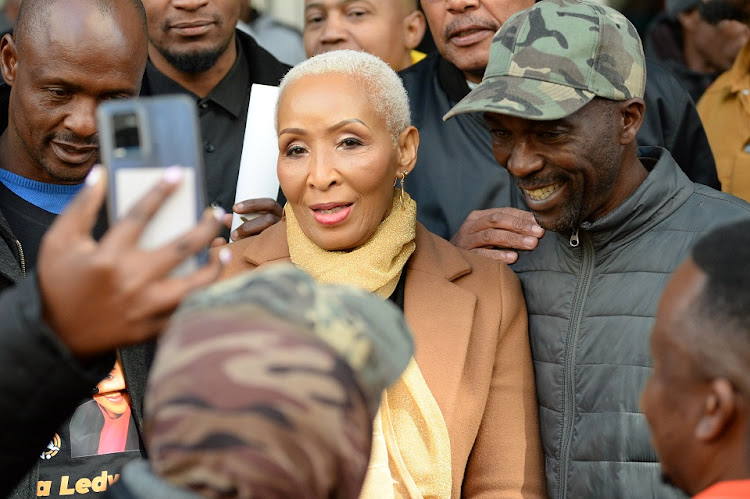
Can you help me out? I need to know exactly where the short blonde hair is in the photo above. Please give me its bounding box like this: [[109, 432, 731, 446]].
[[277, 50, 411, 145]]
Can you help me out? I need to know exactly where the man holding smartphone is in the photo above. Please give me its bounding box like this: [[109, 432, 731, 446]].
[[0, 0, 227, 496]]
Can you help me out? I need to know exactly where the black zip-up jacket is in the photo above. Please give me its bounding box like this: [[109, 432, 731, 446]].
[[0, 80, 154, 499], [0, 203, 155, 498], [399, 53, 721, 240]]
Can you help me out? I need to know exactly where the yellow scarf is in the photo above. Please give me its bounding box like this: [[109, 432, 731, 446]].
[[286, 190, 452, 498], [286, 189, 417, 299]]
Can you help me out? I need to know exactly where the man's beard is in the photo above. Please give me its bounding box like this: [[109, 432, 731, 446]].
[[154, 42, 231, 74], [700, 0, 750, 24], [512, 129, 621, 234], [514, 173, 584, 234]]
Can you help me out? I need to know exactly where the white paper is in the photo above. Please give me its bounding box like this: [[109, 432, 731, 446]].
[[115, 167, 197, 251], [231, 83, 281, 233], [115, 167, 199, 276]]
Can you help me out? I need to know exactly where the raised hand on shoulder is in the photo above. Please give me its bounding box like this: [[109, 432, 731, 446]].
[[211, 197, 284, 247], [451, 207, 545, 264]]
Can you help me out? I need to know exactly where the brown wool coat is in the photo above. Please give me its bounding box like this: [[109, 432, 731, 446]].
[[220, 222, 546, 498]]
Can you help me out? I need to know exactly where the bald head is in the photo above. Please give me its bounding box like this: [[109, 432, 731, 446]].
[[0, 0, 148, 184], [14, 0, 147, 54], [685, 219, 750, 390], [647, 216, 750, 403]]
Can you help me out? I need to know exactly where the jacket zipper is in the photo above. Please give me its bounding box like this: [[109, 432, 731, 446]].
[[14, 239, 26, 276], [557, 229, 594, 499], [569, 229, 579, 247]]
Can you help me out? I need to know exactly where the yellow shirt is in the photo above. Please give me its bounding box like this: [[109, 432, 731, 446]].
[[698, 40, 750, 201]]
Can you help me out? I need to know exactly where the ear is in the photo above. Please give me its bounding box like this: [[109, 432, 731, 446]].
[[619, 98, 645, 146], [695, 378, 736, 442], [397, 126, 419, 175], [0, 33, 18, 86], [402, 10, 427, 51]]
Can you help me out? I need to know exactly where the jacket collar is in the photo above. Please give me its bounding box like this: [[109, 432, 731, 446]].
[[578, 146, 694, 252], [240, 221, 290, 266], [402, 224, 475, 415], [407, 222, 472, 281], [437, 54, 473, 104], [726, 40, 750, 96]]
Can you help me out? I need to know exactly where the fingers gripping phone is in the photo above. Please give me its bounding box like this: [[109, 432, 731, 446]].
[[97, 95, 207, 275]]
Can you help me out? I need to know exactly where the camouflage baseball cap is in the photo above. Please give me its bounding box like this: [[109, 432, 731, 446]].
[[444, 0, 646, 122]]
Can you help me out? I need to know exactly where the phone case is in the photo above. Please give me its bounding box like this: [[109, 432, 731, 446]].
[[97, 95, 208, 271]]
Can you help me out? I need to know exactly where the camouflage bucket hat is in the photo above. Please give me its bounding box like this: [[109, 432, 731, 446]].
[[444, 0, 646, 121]]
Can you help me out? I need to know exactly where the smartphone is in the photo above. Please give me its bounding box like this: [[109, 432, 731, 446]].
[[97, 95, 207, 275]]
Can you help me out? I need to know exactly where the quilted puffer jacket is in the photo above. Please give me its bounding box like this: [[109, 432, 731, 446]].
[[513, 147, 750, 499]]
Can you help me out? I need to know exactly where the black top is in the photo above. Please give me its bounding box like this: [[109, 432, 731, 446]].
[[387, 267, 407, 311], [144, 40, 251, 214], [140, 30, 290, 240], [0, 182, 56, 272]]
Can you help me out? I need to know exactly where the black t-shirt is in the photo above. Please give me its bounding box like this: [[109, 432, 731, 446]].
[[0, 182, 55, 272]]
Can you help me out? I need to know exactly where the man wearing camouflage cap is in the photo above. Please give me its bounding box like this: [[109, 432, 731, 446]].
[[400, 0, 720, 257], [446, 0, 750, 497]]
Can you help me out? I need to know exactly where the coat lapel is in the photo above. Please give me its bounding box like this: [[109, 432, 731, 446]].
[[403, 225, 476, 420], [239, 222, 292, 267], [238, 222, 477, 418]]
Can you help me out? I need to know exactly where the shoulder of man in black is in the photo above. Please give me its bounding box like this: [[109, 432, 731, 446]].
[[235, 28, 291, 86], [399, 51, 471, 107]]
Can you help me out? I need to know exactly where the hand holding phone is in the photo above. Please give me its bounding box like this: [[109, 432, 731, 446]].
[[37, 166, 229, 357]]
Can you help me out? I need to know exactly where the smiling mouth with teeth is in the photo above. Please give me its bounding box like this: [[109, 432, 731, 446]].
[[525, 183, 563, 201]]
